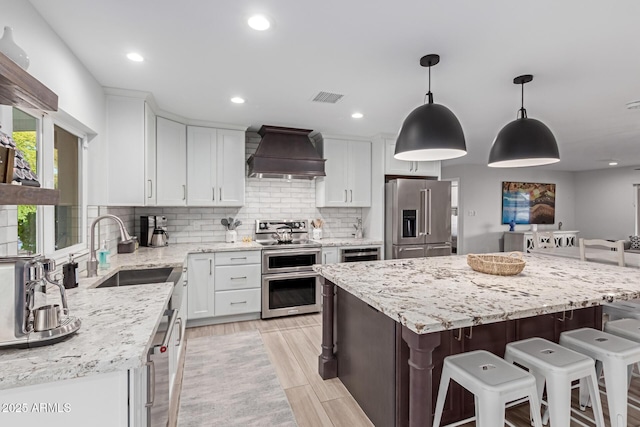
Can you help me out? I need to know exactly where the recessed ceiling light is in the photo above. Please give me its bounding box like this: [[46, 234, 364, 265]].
[[231, 97, 245, 104], [126, 52, 144, 62], [609, 161, 619, 166], [248, 15, 271, 31], [351, 112, 364, 119], [627, 100, 640, 109]]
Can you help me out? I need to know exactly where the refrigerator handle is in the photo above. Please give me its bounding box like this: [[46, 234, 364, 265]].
[[418, 190, 425, 236], [427, 188, 432, 235]]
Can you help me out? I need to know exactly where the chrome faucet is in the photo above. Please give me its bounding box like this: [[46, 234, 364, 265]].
[[87, 214, 134, 277]]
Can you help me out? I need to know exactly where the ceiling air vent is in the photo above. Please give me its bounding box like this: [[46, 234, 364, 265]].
[[312, 91, 344, 104]]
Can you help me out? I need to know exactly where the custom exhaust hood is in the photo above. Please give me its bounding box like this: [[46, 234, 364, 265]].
[[247, 125, 326, 179]]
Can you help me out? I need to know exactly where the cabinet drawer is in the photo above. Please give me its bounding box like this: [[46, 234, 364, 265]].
[[215, 250, 261, 265], [214, 288, 261, 316], [214, 264, 261, 291]]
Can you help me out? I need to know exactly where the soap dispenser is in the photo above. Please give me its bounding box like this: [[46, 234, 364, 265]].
[[63, 253, 79, 289], [98, 240, 110, 269]]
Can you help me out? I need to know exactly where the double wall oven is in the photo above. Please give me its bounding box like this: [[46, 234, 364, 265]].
[[256, 220, 321, 319]]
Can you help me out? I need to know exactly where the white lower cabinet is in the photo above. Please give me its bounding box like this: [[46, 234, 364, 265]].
[[187, 254, 215, 319], [0, 370, 130, 427], [214, 288, 261, 316], [186, 251, 262, 323], [322, 247, 339, 264]]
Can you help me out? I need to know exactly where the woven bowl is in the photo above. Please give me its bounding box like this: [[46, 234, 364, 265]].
[[467, 252, 526, 276]]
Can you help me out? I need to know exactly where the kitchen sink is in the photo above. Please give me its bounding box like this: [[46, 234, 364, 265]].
[[96, 267, 181, 288]]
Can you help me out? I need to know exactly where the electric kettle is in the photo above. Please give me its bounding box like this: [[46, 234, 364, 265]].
[[150, 228, 168, 247]]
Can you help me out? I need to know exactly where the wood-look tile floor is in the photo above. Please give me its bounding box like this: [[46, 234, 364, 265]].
[[183, 314, 640, 427]]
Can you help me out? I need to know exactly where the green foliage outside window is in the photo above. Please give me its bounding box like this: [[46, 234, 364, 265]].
[[14, 131, 37, 254]]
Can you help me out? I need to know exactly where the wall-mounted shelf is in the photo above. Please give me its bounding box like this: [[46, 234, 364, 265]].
[[0, 51, 58, 111], [0, 183, 60, 205]]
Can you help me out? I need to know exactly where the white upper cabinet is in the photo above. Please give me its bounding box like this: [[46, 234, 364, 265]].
[[187, 126, 245, 207], [384, 139, 441, 178], [316, 138, 371, 207], [105, 95, 156, 206], [156, 117, 187, 206]]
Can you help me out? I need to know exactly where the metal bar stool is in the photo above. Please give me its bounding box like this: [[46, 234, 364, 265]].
[[560, 327, 640, 427], [504, 337, 605, 427], [432, 350, 543, 427]]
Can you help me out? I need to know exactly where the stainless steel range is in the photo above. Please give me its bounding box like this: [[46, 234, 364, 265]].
[[256, 219, 321, 319]]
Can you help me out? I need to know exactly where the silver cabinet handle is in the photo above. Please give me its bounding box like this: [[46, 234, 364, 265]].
[[148, 180, 153, 199], [399, 247, 423, 252], [212, 187, 215, 201], [146, 360, 155, 408], [219, 187, 222, 201], [230, 257, 247, 261], [344, 189, 348, 202], [230, 276, 247, 280], [209, 259, 212, 275], [409, 162, 413, 172], [414, 162, 418, 172], [176, 317, 183, 346], [350, 189, 353, 202], [183, 184, 186, 200], [230, 301, 247, 305]]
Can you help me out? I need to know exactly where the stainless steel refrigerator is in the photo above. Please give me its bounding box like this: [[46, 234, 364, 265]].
[[385, 178, 452, 259]]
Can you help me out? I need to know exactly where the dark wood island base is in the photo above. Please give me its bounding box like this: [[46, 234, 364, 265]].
[[318, 278, 603, 427]]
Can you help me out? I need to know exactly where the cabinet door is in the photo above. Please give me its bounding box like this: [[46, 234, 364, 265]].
[[348, 140, 371, 207], [317, 139, 349, 206], [322, 247, 339, 264], [187, 255, 215, 319], [144, 103, 157, 206], [384, 139, 412, 175], [217, 129, 245, 206], [106, 95, 146, 205], [156, 117, 187, 206], [187, 126, 217, 206]]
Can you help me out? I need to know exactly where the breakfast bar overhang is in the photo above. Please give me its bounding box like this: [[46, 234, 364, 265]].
[[314, 254, 640, 426]]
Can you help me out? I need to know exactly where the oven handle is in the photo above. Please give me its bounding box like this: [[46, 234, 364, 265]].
[[263, 271, 320, 281], [263, 248, 321, 257]]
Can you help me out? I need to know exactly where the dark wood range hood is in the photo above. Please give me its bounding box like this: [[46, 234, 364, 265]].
[[246, 125, 326, 180]]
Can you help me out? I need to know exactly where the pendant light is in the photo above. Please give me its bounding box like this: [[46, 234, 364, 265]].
[[488, 75, 560, 167], [394, 54, 467, 161]]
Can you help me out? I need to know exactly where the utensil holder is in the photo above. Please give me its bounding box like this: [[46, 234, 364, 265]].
[[225, 230, 237, 243], [312, 228, 322, 240]]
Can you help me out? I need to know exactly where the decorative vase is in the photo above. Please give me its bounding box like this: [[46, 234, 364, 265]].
[[225, 230, 237, 243], [0, 26, 29, 70]]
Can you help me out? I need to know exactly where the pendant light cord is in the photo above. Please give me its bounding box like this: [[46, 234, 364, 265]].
[[518, 81, 527, 119], [424, 64, 434, 104]]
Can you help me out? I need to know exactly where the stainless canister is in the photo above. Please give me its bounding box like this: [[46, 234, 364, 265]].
[[33, 304, 61, 331]]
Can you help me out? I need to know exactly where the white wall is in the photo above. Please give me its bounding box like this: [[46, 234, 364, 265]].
[[574, 166, 640, 240], [442, 164, 577, 254]]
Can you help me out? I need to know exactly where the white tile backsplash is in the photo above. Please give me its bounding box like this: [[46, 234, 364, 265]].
[[134, 132, 363, 244]]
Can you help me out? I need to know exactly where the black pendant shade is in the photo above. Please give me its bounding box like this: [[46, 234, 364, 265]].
[[488, 75, 560, 168], [394, 54, 467, 161]]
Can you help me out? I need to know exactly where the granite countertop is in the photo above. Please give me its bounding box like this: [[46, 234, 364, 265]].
[[0, 242, 262, 391], [315, 238, 383, 247], [313, 253, 640, 335]]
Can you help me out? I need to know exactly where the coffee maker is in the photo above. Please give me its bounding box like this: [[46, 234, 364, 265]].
[[0, 255, 81, 348], [141, 215, 169, 247]]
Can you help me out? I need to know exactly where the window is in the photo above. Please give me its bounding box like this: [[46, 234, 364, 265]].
[[12, 107, 87, 258], [54, 125, 81, 250], [13, 108, 39, 254]]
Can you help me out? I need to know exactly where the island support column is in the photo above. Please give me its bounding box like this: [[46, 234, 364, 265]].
[[402, 326, 441, 427], [318, 277, 337, 379]]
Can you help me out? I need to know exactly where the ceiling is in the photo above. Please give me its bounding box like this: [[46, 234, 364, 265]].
[[29, 0, 640, 171]]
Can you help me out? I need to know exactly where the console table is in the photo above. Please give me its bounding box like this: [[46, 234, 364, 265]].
[[504, 230, 579, 253]]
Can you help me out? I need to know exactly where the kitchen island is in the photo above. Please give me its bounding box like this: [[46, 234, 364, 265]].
[[313, 253, 640, 427]]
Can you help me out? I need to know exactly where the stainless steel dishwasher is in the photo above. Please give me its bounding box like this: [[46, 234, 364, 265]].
[[340, 247, 381, 263]]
